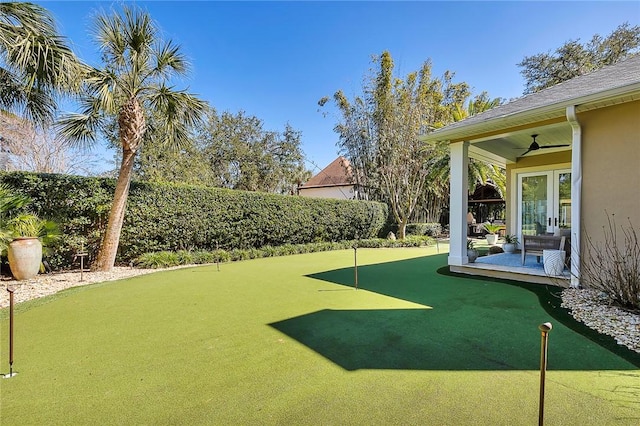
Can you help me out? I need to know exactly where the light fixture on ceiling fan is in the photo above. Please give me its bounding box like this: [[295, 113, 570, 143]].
[[519, 134, 570, 157]]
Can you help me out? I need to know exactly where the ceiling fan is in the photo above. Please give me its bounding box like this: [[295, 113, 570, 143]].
[[519, 134, 570, 157]]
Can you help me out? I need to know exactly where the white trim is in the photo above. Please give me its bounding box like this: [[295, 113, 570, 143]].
[[420, 82, 640, 143], [469, 145, 508, 168], [566, 106, 582, 288], [449, 141, 469, 266], [516, 169, 571, 240]]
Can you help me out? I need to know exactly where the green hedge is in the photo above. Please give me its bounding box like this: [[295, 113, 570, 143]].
[[135, 237, 435, 268], [406, 223, 443, 237], [0, 172, 388, 269]]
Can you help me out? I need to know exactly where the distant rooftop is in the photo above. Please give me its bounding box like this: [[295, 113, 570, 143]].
[[300, 156, 354, 188]]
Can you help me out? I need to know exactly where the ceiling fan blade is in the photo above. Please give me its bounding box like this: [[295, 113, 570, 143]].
[[520, 148, 533, 157], [539, 144, 571, 149]]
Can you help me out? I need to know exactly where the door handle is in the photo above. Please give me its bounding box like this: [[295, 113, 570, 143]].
[[548, 217, 551, 226], [555, 218, 558, 226]]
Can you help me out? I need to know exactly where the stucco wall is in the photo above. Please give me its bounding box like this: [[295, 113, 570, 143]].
[[298, 185, 355, 200], [580, 100, 640, 252]]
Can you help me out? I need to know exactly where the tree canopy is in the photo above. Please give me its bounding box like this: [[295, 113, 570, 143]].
[[134, 107, 310, 194], [518, 22, 640, 94]]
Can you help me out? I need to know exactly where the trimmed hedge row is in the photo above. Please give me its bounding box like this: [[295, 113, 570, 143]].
[[1, 172, 388, 269], [135, 236, 435, 269]]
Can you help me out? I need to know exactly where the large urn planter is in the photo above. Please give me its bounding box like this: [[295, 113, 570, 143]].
[[8, 237, 42, 281]]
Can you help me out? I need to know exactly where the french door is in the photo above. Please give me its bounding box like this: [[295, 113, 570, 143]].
[[518, 169, 571, 237]]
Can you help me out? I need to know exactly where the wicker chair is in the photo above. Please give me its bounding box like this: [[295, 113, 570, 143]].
[[521, 235, 566, 265]]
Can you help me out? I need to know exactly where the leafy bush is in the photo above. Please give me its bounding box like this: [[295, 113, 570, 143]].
[[406, 223, 442, 237], [504, 234, 519, 244], [134, 237, 434, 269], [482, 222, 503, 234], [1, 172, 388, 269], [488, 246, 504, 255]]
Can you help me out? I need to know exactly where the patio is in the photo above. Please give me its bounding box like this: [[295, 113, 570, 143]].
[[455, 250, 571, 286]]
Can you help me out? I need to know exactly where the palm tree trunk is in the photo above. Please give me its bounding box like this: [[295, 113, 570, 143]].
[[92, 148, 136, 271]]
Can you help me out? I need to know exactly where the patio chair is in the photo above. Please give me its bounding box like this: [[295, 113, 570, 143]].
[[521, 235, 566, 265]]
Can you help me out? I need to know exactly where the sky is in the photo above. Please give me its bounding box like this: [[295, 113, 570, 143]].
[[35, 0, 640, 175]]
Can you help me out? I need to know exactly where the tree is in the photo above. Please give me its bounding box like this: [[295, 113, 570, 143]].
[[132, 106, 309, 193], [518, 22, 640, 94], [0, 2, 85, 125], [194, 109, 309, 193], [412, 93, 505, 224], [129, 109, 215, 185], [321, 51, 470, 238], [58, 6, 207, 271], [0, 111, 97, 174]]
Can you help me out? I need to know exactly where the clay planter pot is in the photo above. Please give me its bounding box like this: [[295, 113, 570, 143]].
[[8, 237, 42, 281]]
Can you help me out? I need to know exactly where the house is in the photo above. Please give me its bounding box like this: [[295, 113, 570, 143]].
[[298, 156, 364, 200], [421, 55, 640, 287]]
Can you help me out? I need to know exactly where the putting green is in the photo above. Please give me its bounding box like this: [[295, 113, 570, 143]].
[[1, 248, 639, 425]]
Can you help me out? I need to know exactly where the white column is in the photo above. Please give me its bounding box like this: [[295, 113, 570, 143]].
[[567, 106, 581, 288], [449, 141, 469, 265]]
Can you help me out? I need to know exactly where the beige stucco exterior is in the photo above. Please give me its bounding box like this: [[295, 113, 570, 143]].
[[580, 100, 640, 259], [504, 101, 640, 260]]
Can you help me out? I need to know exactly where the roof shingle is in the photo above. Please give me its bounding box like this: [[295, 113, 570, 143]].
[[300, 156, 354, 188]]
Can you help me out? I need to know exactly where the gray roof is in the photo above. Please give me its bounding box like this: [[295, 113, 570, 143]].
[[423, 54, 640, 141]]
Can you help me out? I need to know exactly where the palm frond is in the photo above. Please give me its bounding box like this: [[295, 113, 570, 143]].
[[146, 85, 206, 148], [0, 3, 56, 37], [56, 105, 105, 148], [1, 2, 87, 126]]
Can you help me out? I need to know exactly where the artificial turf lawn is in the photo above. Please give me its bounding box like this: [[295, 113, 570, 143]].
[[1, 247, 639, 425]]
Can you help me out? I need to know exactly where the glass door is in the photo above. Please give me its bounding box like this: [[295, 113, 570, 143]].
[[555, 171, 571, 229], [518, 169, 571, 237], [520, 174, 550, 236]]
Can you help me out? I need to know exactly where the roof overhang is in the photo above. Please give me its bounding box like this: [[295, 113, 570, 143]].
[[420, 82, 640, 166], [421, 82, 640, 144]]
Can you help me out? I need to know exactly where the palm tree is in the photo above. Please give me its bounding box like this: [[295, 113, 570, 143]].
[[0, 2, 85, 125], [58, 6, 207, 271], [415, 93, 504, 223]]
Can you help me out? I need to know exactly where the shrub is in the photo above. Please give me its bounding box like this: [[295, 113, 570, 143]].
[[580, 215, 639, 311], [0, 172, 388, 269], [488, 246, 504, 255], [406, 223, 442, 237], [482, 223, 503, 235], [504, 234, 519, 244], [134, 237, 435, 269]]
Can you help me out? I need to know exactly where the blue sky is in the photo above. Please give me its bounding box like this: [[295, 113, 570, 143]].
[[37, 1, 640, 175]]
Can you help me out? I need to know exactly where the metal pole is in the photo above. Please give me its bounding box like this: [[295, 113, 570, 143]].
[[538, 322, 552, 426], [216, 241, 220, 272], [353, 246, 358, 290], [5, 287, 16, 378]]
